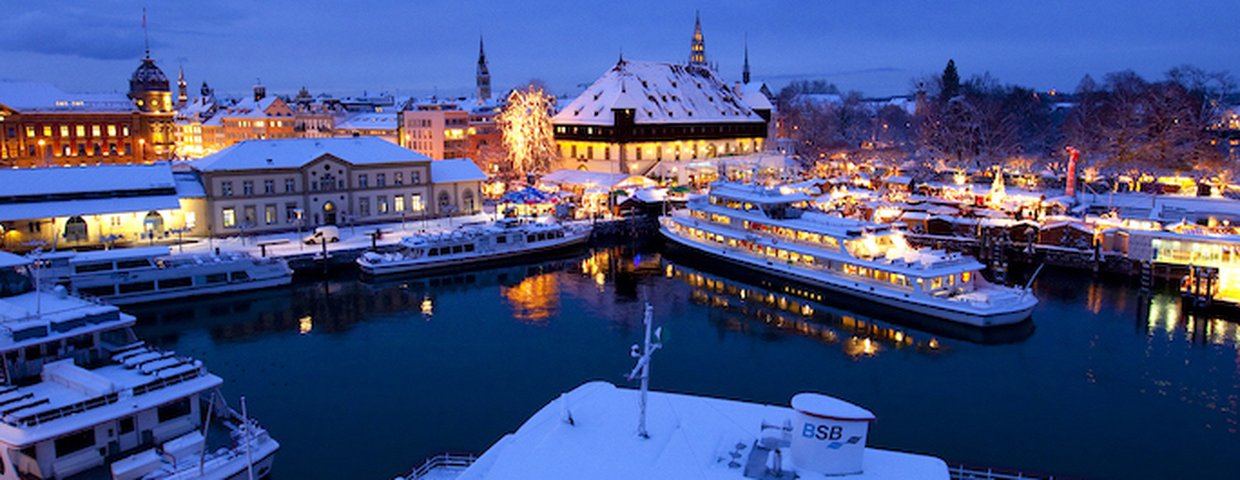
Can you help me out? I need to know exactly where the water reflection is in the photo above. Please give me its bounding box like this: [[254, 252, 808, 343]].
[[1140, 290, 1240, 350], [669, 263, 944, 360], [502, 274, 560, 324]]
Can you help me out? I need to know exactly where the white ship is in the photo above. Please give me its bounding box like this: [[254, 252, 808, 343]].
[[0, 251, 278, 480], [357, 219, 591, 276], [35, 246, 293, 306], [659, 182, 1037, 327], [400, 305, 950, 480]]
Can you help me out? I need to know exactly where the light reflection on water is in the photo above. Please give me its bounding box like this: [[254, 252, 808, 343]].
[[121, 245, 1240, 480]]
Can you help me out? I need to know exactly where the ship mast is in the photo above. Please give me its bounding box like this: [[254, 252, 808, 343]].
[[626, 303, 662, 439]]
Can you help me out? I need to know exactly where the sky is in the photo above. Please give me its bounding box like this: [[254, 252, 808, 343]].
[[2, 1, 1237, 99]]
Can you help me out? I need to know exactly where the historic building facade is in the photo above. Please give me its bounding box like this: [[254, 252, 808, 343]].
[[0, 54, 175, 168], [188, 137, 482, 235]]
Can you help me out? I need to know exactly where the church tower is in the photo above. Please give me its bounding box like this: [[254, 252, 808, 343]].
[[176, 65, 188, 107], [476, 36, 492, 101], [742, 38, 751, 84], [689, 12, 707, 68]]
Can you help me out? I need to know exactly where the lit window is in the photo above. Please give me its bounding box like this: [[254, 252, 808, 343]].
[[222, 208, 236, 228]]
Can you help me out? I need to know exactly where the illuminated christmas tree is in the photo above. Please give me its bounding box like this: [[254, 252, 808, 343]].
[[499, 85, 558, 177]]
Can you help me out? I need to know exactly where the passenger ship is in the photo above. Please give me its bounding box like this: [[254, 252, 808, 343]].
[[36, 246, 293, 306], [659, 182, 1037, 327], [0, 251, 278, 479], [357, 219, 591, 276]]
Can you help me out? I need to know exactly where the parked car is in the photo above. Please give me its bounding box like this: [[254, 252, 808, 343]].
[[304, 225, 341, 244]]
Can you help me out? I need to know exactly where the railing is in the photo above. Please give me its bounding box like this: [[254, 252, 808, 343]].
[[950, 464, 1070, 480], [397, 452, 478, 480]]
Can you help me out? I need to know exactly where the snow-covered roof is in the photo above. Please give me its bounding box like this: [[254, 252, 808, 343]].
[[0, 164, 175, 198], [0, 81, 135, 113], [335, 112, 397, 131], [736, 82, 774, 111], [540, 169, 656, 189], [173, 171, 206, 198], [430, 159, 487, 183], [456, 382, 948, 480], [188, 137, 430, 172], [553, 60, 763, 126], [0, 252, 28, 269], [217, 96, 285, 118]]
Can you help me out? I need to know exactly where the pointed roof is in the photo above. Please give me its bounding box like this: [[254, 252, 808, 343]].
[[553, 60, 761, 126]]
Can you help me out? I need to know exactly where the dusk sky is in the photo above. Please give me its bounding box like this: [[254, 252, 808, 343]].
[[3, 0, 1237, 99]]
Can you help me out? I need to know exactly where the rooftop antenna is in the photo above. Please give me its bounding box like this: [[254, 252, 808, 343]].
[[626, 303, 662, 439]]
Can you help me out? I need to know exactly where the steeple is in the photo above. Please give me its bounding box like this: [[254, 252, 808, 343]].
[[476, 35, 492, 101], [689, 11, 707, 68], [742, 35, 751, 85], [176, 65, 188, 107]]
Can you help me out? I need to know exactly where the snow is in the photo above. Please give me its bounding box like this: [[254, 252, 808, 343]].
[[0, 195, 181, 223], [0, 81, 135, 113], [540, 169, 656, 189], [66, 246, 170, 264], [0, 164, 182, 221], [456, 381, 948, 480], [792, 393, 876, 421], [173, 171, 207, 198], [218, 96, 282, 118], [737, 82, 774, 111], [0, 164, 176, 198], [0, 251, 29, 269], [188, 137, 430, 172], [553, 60, 764, 126], [336, 112, 398, 131], [431, 159, 487, 183]]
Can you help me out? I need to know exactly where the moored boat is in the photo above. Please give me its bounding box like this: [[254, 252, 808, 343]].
[[659, 182, 1037, 327], [35, 246, 293, 305], [357, 219, 591, 276]]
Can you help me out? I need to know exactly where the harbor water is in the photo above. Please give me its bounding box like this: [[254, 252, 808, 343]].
[[126, 244, 1240, 479]]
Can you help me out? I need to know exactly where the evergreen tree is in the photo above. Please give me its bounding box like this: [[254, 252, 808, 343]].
[[941, 59, 961, 100]]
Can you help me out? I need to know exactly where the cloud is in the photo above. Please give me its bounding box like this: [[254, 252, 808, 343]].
[[0, 9, 146, 60]]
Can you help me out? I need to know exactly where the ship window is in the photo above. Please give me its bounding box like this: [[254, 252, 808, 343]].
[[465, 244, 476, 252], [158, 278, 192, 289], [156, 398, 192, 423], [962, 272, 972, 283], [116, 259, 151, 270], [74, 262, 113, 274], [118, 281, 155, 294], [931, 277, 943, 290], [230, 271, 250, 282], [54, 429, 95, 458], [119, 417, 135, 434], [79, 285, 116, 297], [527, 235, 536, 243], [205, 273, 228, 284], [496, 236, 507, 244], [452, 245, 464, 254]]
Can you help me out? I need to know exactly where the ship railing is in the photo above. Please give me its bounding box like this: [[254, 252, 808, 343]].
[[396, 451, 478, 480], [949, 463, 1069, 480]]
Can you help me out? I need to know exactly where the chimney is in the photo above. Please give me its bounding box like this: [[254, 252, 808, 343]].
[[789, 393, 875, 476]]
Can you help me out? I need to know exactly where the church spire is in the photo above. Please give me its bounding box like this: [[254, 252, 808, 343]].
[[476, 35, 492, 101], [176, 64, 188, 107], [689, 11, 707, 68], [742, 35, 751, 84]]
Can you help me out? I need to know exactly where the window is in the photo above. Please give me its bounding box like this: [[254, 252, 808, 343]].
[[285, 178, 296, 193], [221, 181, 234, 197], [358, 174, 368, 188], [222, 207, 236, 228], [265, 204, 277, 224], [54, 429, 95, 458], [376, 173, 386, 187], [119, 417, 135, 434], [411, 193, 424, 212], [75, 125, 85, 136], [378, 196, 388, 214], [158, 277, 192, 289], [156, 398, 192, 423], [411, 171, 422, 184], [242, 181, 254, 196], [243, 205, 256, 225], [107, 125, 117, 136], [359, 197, 370, 216], [91, 125, 101, 136], [59, 125, 69, 137], [64, 216, 88, 242], [263, 179, 275, 194], [286, 203, 298, 223], [395, 172, 404, 185], [394, 195, 405, 212]]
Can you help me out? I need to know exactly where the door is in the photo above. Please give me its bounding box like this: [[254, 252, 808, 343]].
[[323, 201, 337, 225]]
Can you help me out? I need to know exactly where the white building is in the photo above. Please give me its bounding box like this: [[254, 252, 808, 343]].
[[187, 137, 483, 235]]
